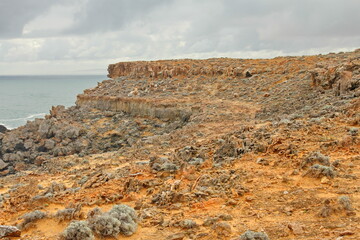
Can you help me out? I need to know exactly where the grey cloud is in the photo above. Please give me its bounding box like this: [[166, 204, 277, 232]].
[[0, 0, 67, 38], [0, 0, 359, 75], [65, 0, 172, 34]]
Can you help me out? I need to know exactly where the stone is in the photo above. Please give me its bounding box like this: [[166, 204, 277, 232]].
[[167, 233, 185, 240], [320, 176, 330, 184], [180, 219, 197, 229], [0, 225, 21, 238], [50, 105, 66, 119], [44, 139, 56, 150], [288, 222, 304, 235], [38, 120, 52, 137], [24, 139, 34, 149], [0, 125, 7, 133], [64, 126, 80, 139], [0, 159, 8, 170], [256, 158, 269, 166]]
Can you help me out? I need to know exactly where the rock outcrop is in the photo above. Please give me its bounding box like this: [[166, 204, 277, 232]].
[[310, 60, 360, 95], [0, 125, 7, 133], [107, 59, 257, 79], [76, 95, 191, 121]]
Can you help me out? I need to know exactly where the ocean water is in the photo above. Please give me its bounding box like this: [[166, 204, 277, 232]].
[[0, 75, 105, 129]]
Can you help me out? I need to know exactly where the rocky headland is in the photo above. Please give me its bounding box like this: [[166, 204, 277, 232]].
[[0, 50, 359, 239]]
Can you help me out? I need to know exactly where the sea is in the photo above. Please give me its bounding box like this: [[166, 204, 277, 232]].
[[0, 75, 105, 129]]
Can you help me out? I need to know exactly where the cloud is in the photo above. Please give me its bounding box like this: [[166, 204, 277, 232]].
[[0, 0, 359, 74], [65, 0, 172, 34], [0, 0, 73, 38]]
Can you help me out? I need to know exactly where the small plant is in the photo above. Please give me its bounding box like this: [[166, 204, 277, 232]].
[[304, 164, 336, 178], [238, 230, 270, 240], [338, 196, 353, 211], [89, 214, 121, 237], [87, 204, 138, 237], [318, 199, 333, 218], [55, 204, 83, 221], [18, 210, 46, 230], [301, 151, 330, 168], [61, 221, 94, 240], [87, 207, 103, 219], [108, 204, 137, 236]]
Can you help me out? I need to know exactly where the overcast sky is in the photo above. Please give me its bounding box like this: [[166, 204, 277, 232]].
[[0, 0, 359, 75]]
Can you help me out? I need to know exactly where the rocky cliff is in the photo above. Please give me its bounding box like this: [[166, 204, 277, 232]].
[[0, 50, 359, 240]]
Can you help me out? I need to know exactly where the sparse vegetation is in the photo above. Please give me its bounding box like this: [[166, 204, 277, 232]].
[[87, 204, 137, 237], [55, 204, 83, 221], [108, 204, 137, 236], [89, 213, 122, 237], [18, 210, 46, 230], [338, 196, 353, 211], [301, 151, 330, 168], [304, 164, 336, 178], [238, 230, 270, 240], [61, 221, 94, 240]]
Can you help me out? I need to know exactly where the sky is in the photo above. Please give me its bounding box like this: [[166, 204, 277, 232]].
[[0, 0, 359, 75]]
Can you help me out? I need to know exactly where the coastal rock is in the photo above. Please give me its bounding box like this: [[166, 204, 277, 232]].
[[38, 120, 53, 138], [0, 159, 8, 170], [44, 139, 56, 150], [50, 105, 67, 119], [0, 125, 7, 133]]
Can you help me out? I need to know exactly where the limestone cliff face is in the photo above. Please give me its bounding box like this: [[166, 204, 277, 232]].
[[76, 95, 191, 121], [107, 59, 258, 79], [79, 53, 360, 121]]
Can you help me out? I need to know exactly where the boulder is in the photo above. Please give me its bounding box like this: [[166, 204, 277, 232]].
[[0, 159, 8, 170], [38, 120, 53, 138], [0, 225, 21, 238], [0, 125, 7, 133], [49, 105, 66, 119], [44, 139, 56, 150], [64, 126, 80, 139]]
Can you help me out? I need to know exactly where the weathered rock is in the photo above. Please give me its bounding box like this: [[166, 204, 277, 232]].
[[49, 105, 67, 119], [64, 126, 80, 139], [179, 219, 197, 229], [288, 222, 304, 235], [0, 159, 8, 170], [310, 61, 360, 95], [167, 232, 185, 240], [0, 225, 21, 238], [44, 139, 56, 150], [0, 125, 7, 133], [38, 120, 52, 138]]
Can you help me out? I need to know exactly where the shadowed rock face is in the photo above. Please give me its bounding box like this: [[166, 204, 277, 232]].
[[0, 125, 7, 133], [76, 95, 191, 121]]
